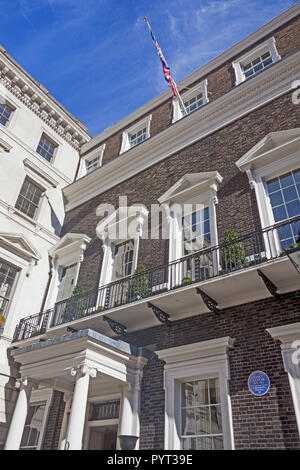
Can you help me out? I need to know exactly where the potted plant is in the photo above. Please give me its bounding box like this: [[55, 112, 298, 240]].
[[182, 276, 191, 284], [128, 264, 148, 301], [221, 229, 249, 273], [0, 314, 5, 334]]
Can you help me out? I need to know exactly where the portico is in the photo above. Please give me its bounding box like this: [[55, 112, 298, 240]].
[[5, 329, 154, 450]]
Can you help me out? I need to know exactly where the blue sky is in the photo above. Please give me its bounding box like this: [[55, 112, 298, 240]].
[[0, 0, 298, 137]]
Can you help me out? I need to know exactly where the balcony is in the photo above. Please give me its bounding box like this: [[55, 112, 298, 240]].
[[13, 216, 300, 343]]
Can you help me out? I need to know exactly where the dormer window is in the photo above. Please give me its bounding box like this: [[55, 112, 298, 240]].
[[129, 128, 147, 148], [242, 51, 273, 79], [86, 154, 102, 173], [184, 92, 204, 115], [78, 144, 106, 178], [120, 115, 152, 154], [232, 37, 281, 85], [173, 80, 208, 122]]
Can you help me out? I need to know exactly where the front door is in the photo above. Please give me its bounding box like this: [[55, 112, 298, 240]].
[[88, 424, 118, 450]]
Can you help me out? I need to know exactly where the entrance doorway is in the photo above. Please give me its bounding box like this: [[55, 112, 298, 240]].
[[88, 424, 118, 450]]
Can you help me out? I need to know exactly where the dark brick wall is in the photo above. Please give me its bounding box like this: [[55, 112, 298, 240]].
[[80, 15, 300, 166], [42, 390, 65, 450], [62, 90, 300, 285], [53, 15, 300, 450], [127, 289, 300, 450]]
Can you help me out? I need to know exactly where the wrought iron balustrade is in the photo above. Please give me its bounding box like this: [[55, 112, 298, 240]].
[[13, 215, 300, 342]]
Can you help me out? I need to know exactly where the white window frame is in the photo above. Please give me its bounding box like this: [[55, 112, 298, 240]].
[[157, 337, 235, 450], [267, 322, 300, 436], [96, 205, 149, 290], [173, 80, 209, 123], [45, 233, 91, 310], [36, 132, 59, 164], [21, 388, 53, 450], [232, 37, 281, 86], [0, 96, 16, 128], [79, 144, 106, 178], [0, 233, 41, 339], [236, 128, 300, 257], [96, 205, 149, 296], [120, 115, 152, 154], [158, 172, 222, 265], [14, 176, 46, 222]]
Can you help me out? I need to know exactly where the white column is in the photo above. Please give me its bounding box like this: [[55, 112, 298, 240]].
[[119, 374, 142, 450], [281, 344, 300, 435], [58, 393, 72, 450], [65, 364, 97, 450], [4, 377, 33, 450]]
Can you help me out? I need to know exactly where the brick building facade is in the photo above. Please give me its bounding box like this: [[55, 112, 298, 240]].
[[4, 4, 300, 450]]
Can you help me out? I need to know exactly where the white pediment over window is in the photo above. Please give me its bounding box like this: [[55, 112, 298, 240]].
[[49, 233, 91, 266], [158, 172, 223, 205], [96, 205, 149, 241], [236, 128, 300, 182], [0, 137, 12, 153], [0, 232, 41, 263]]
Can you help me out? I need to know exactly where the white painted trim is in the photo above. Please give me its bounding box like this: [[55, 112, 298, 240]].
[[157, 337, 235, 450], [236, 129, 300, 255], [23, 158, 59, 188], [78, 144, 106, 179], [232, 37, 281, 85], [45, 233, 91, 309], [65, 50, 300, 211], [120, 115, 152, 154], [28, 388, 53, 450], [173, 80, 209, 123], [267, 322, 300, 436], [158, 173, 222, 264]]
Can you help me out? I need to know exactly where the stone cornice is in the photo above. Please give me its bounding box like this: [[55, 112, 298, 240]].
[[65, 50, 300, 211], [157, 336, 235, 364], [81, 3, 300, 154], [0, 50, 90, 149], [0, 136, 12, 152]]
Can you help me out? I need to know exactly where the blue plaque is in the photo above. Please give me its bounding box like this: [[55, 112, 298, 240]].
[[248, 371, 270, 396]]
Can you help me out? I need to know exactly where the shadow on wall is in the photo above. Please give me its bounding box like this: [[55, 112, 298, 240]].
[[50, 206, 62, 237]]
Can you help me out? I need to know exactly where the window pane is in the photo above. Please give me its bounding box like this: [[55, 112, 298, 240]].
[[182, 408, 195, 435], [210, 405, 222, 434], [279, 173, 294, 188], [213, 436, 224, 450], [273, 205, 287, 222], [196, 437, 212, 450], [181, 378, 223, 450], [286, 200, 300, 218], [20, 404, 45, 450], [194, 380, 209, 406], [182, 382, 194, 407], [269, 191, 283, 207], [15, 179, 43, 219], [195, 407, 210, 435]]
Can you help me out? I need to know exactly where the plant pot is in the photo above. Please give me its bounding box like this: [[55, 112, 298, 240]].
[[0, 327, 4, 335]]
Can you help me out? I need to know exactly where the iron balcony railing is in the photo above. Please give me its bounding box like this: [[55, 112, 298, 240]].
[[13, 215, 300, 342]]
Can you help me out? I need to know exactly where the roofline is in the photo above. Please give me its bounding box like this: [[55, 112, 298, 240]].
[[0, 45, 89, 135], [81, 2, 300, 154]]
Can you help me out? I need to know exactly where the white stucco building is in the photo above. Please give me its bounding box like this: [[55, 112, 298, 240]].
[[0, 46, 90, 446]]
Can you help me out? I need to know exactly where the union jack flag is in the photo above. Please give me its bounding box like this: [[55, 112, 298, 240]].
[[144, 17, 177, 97]]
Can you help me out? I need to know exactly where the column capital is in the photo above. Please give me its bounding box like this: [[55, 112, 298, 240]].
[[15, 376, 38, 390], [70, 362, 98, 379]]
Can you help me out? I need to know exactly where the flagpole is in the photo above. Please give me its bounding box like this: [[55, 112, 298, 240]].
[[144, 17, 188, 116]]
